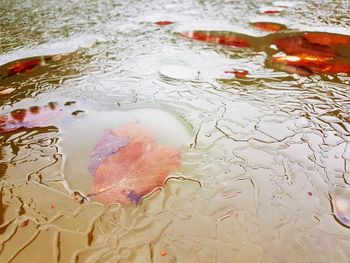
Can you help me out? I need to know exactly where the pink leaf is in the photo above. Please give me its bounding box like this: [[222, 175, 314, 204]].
[[91, 123, 181, 204], [111, 122, 156, 144], [89, 130, 129, 176]]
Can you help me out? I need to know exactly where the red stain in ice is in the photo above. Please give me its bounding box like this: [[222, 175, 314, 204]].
[[155, 21, 174, 26]]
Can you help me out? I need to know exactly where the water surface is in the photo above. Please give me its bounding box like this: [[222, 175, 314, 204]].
[[1, 0, 350, 262]]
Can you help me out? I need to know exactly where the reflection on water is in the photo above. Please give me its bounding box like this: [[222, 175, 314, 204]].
[[1, 0, 350, 262]]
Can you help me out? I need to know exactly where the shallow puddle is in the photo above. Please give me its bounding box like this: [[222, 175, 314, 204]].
[[61, 105, 193, 199]]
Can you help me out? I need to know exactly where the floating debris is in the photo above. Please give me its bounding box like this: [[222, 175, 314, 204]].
[[73, 191, 88, 204], [64, 101, 76, 106], [71, 110, 85, 118]]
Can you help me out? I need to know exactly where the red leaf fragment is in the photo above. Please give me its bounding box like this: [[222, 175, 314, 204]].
[[7, 58, 41, 76], [91, 123, 181, 204], [155, 21, 174, 26], [11, 109, 27, 122], [29, 106, 40, 114], [111, 122, 155, 144], [0, 115, 7, 124], [273, 36, 338, 58], [272, 33, 350, 75], [304, 32, 350, 46], [89, 130, 128, 176], [264, 10, 281, 14], [273, 54, 350, 75], [225, 70, 249, 78], [251, 22, 283, 32], [20, 219, 30, 227], [180, 31, 250, 48]]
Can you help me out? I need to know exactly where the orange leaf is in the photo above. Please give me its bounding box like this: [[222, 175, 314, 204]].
[[304, 32, 350, 46], [180, 31, 250, 48], [273, 36, 338, 57], [273, 54, 350, 75], [251, 22, 283, 32]]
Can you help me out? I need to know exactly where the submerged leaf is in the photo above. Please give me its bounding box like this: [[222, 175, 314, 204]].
[[111, 122, 156, 144], [304, 32, 350, 47], [0, 102, 62, 134], [1, 54, 74, 80], [180, 31, 251, 48], [273, 36, 338, 57], [7, 58, 41, 77], [272, 54, 350, 75], [251, 22, 284, 32], [89, 130, 129, 176], [90, 123, 181, 204], [270, 34, 350, 75]]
